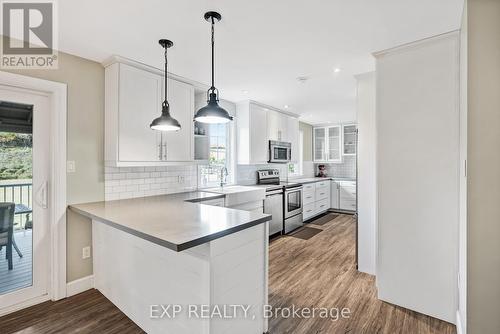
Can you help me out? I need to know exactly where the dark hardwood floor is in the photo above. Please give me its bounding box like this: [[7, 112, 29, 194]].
[[268, 214, 456, 334], [0, 214, 456, 334], [0, 289, 144, 334]]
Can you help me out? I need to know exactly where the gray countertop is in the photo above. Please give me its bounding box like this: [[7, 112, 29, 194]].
[[69, 191, 271, 252], [291, 177, 357, 184]]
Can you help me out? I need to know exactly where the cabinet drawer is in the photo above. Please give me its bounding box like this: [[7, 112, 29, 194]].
[[340, 185, 356, 200], [303, 191, 315, 204], [315, 180, 329, 189], [315, 187, 330, 201], [303, 203, 316, 220], [303, 183, 315, 192], [339, 198, 356, 211], [315, 198, 329, 213]]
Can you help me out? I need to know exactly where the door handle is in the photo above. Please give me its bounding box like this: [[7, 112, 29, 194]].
[[36, 181, 48, 209]]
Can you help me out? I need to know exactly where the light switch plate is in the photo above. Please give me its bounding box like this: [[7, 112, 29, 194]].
[[67, 160, 76, 173], [82, 246, 91, 259]]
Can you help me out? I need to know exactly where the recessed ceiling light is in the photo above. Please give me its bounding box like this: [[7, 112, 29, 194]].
[[284, 105, 289, 109], [263, 108, 269, 111], [296, 76, 309, 84], [242, 90, 249, 94], [334, 68, 341, 73]]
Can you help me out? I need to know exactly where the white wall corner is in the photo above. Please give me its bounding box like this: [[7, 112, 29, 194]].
[[66, 275, 95, 297], [456, 310, 465, 334]]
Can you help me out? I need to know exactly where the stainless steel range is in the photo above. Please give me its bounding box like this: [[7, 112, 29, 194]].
[[257, 169, 303, 235]]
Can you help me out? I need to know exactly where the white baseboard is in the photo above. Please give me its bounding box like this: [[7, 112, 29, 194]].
[[66, 275, 94, 297], [0, 294, 51, 317], [456, 310, 465, 334]]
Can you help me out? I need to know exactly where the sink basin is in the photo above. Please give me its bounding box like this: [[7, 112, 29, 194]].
[[204, 185, 262, 194], [203, 186, 265, 207]]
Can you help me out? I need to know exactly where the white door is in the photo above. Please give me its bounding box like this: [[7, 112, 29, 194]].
[[0, 86, 50, 311]]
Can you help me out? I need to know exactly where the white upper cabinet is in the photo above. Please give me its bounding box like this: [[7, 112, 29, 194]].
[[327, 126, 342, 161], [267, 110, 288, 142], [313, 127, 327, 161], [342, 124, 357, 156], [237, 101, 300, 164], [236, 101, 268, 164], [287, 117, 299, 162], [163, 78, 194, 162], [313, 125, 342, 162], [104, 58, 194, 166]]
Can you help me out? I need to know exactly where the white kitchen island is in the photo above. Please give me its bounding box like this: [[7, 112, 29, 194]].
[[70, 191, 270, 334]]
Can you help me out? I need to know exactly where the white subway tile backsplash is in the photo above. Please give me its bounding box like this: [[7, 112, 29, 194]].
[[104, 164, 198, 201], [314, 156, 356, 178]]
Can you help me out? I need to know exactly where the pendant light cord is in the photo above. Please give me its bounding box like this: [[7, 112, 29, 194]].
[[210, 17, 215, 93], [163, 46, 169, 110]]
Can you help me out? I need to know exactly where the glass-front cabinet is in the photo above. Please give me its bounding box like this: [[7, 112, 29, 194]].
[[313, 127, 327, 161], [313, 125, 342, 163], [342, 124, 357, 156]]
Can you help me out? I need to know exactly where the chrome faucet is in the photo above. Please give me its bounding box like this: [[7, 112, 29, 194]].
[[220, 166, 228, 188]]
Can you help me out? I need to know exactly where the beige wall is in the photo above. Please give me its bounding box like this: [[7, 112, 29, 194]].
[[467, 0, 500, 333], [299, 121, 313, 161], [3, 47, 105, 282]]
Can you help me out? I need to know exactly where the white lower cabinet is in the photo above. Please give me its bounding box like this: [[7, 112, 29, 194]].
[[331, 181, 339, 209], [338, 181, 357, 211], [303, 203, 315, 220], [315, 198, 329, 215], [302, 180, 331, 221]]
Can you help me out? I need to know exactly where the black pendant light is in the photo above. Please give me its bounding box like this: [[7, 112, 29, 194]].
[[150, 39, 181, 131], [194, 11, 233, 124]]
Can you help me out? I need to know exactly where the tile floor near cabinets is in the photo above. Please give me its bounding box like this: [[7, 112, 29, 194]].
[[0, 215, 456, 334]]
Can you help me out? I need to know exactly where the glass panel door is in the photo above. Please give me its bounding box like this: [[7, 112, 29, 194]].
[[287, 190, 302, 213], [0, 87, 50, 310], [274, 147, 288, 160], [343, 125, 357, 155], [328, 126, 341, 161], [314, 127, 326, 161]]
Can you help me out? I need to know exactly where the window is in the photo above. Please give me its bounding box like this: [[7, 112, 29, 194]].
[[198, 122, 233, 187], [288, 130, 304, 177]]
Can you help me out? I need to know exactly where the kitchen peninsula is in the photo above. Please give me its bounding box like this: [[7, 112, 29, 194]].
[[70, 190, 271, 334]]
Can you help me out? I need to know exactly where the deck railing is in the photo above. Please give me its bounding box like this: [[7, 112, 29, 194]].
[[0, 181, 32, 229]]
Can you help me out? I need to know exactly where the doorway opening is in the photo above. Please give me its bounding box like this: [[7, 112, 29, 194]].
[[0, 101, 34, 295]]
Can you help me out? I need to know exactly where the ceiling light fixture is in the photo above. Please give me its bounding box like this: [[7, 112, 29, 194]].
[[194, 11, 233, 124], [334, 68, 341, 73], [284, 105, 289, 109], [150, 39, 181, 131], [242, 90, 249, 94]]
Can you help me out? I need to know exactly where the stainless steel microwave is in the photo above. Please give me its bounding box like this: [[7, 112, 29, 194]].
[[269, 140, 291, 163]]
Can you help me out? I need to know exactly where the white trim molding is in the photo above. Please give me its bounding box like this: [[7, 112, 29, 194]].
[[456, 310, 465, 334], [0, 71, 67, 301], [66, 275, 95, 297]]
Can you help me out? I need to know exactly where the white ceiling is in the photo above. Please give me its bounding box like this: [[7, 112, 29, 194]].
[[59, 0, 464, 124]]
